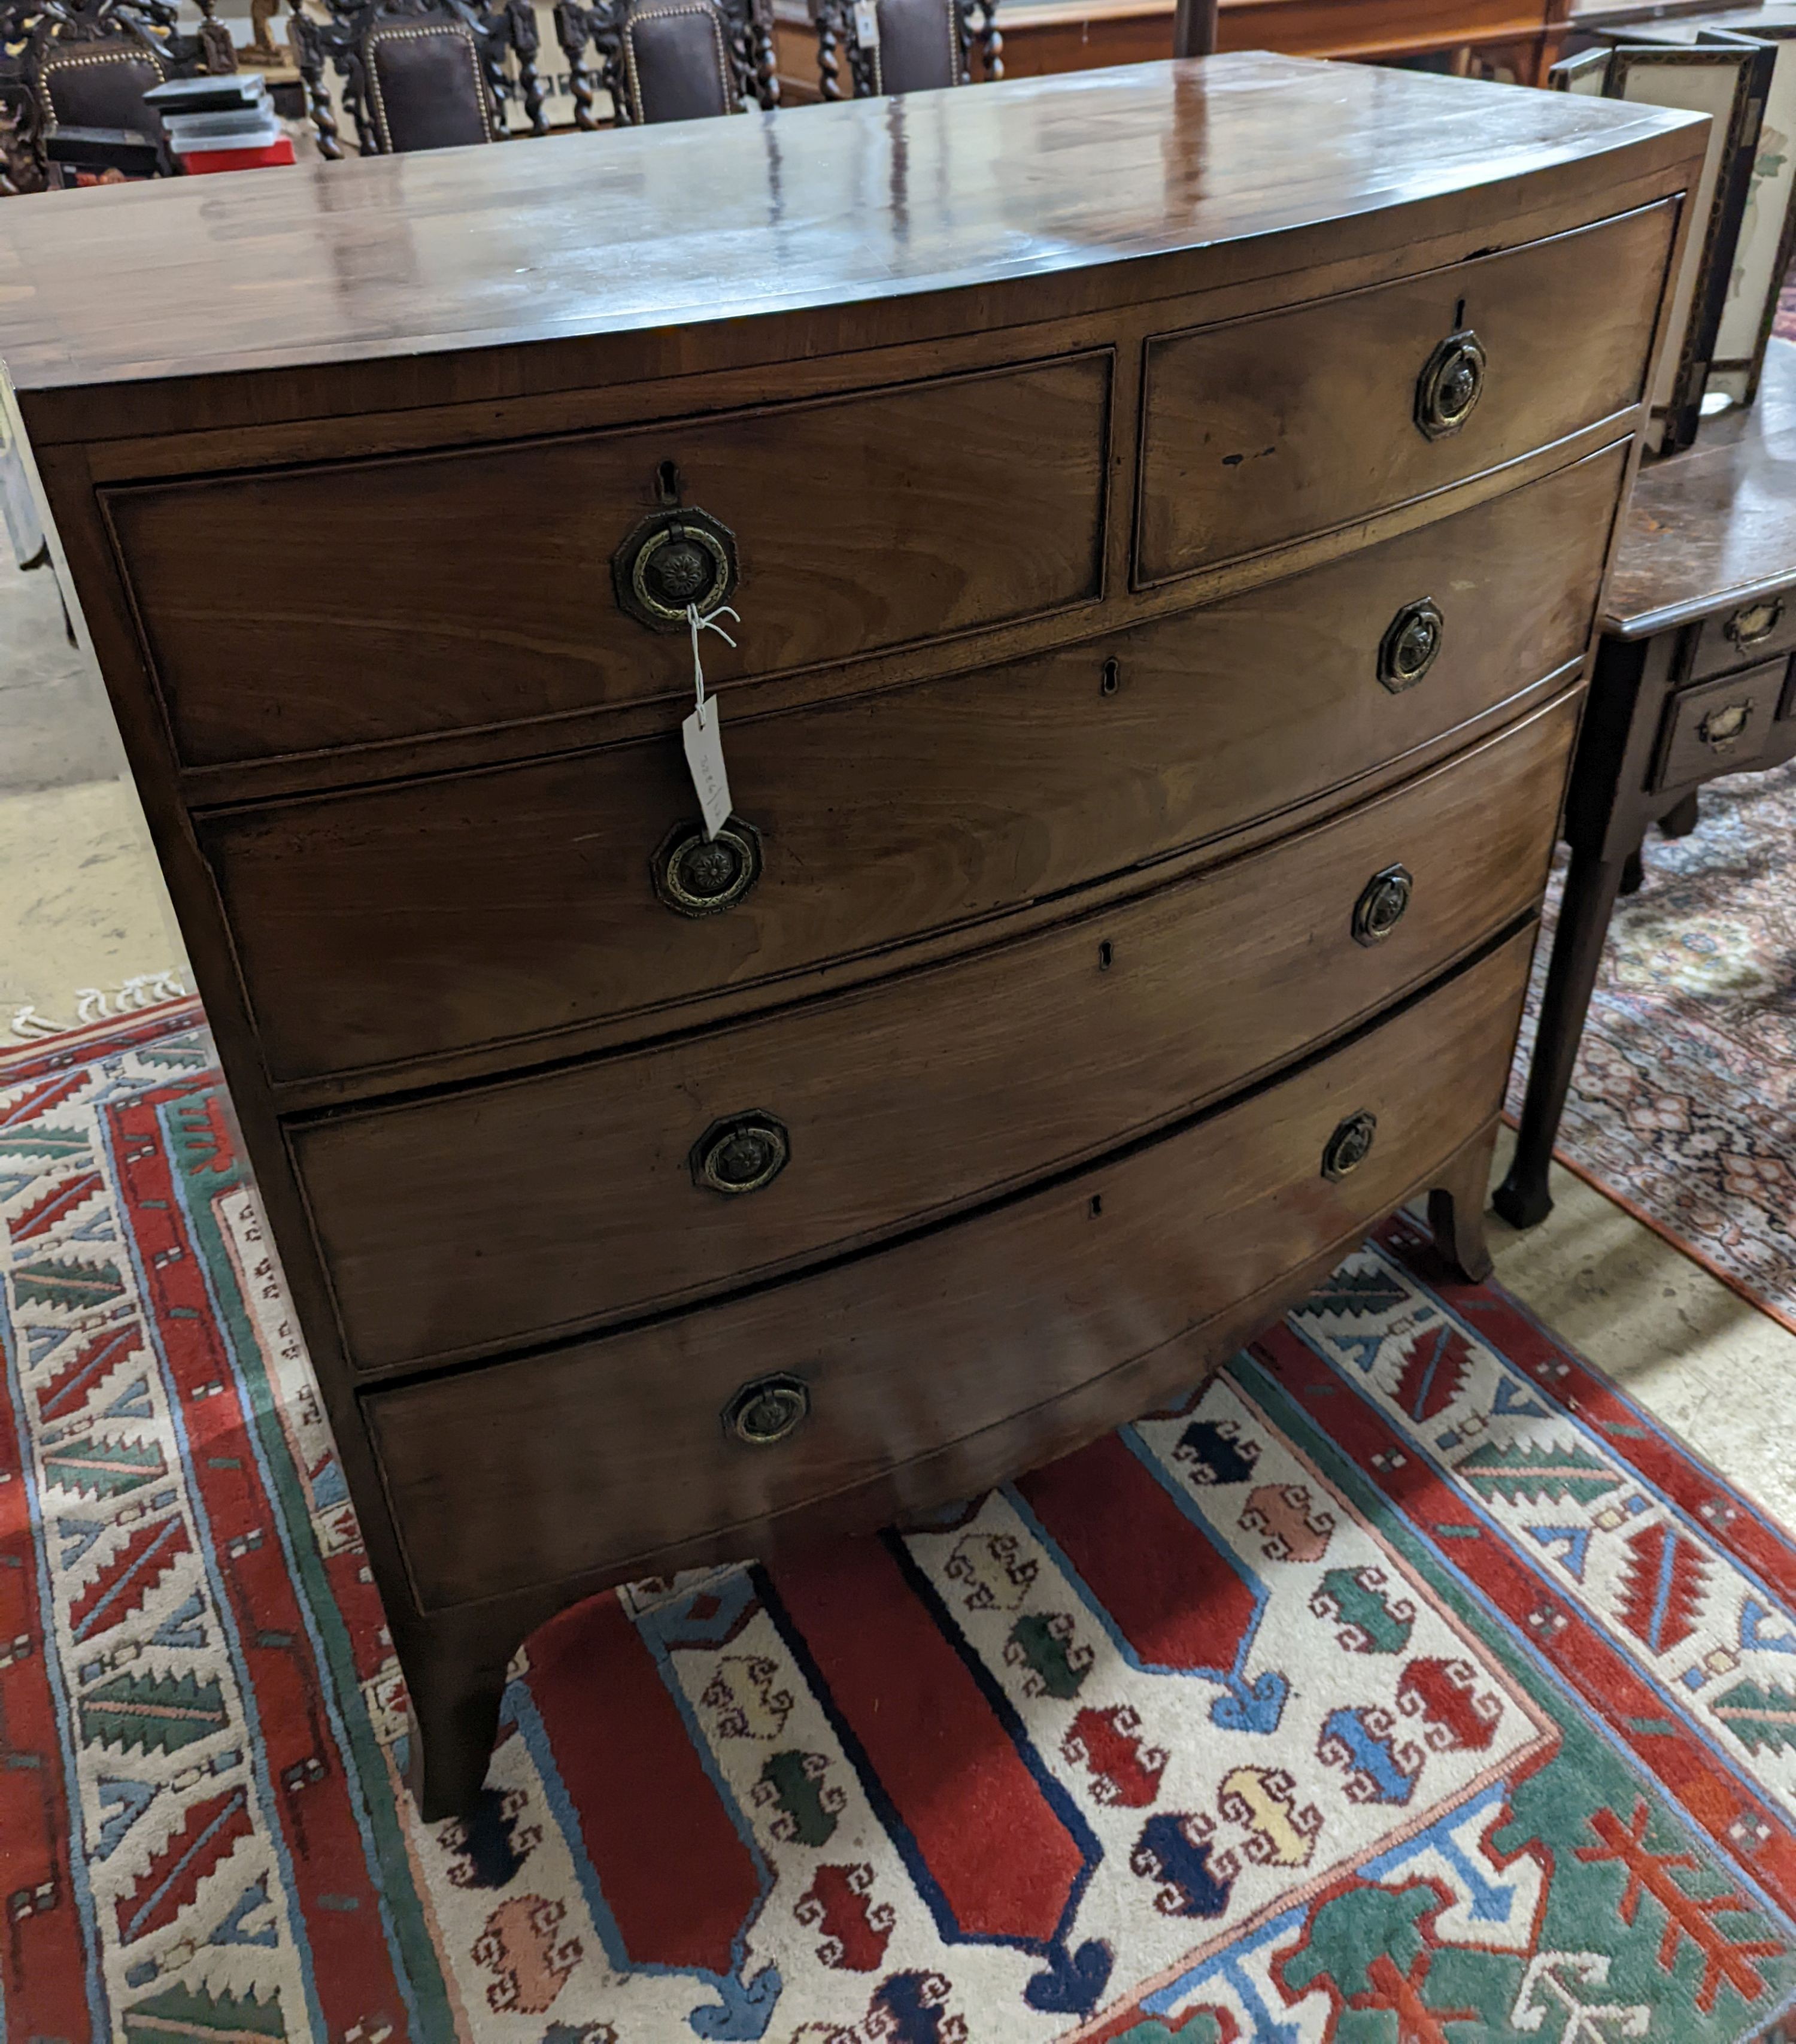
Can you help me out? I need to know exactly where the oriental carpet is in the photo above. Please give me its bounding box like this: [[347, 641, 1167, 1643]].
[[7, 1004, 1796, 2042], [1506, 759, 1796, 1330]]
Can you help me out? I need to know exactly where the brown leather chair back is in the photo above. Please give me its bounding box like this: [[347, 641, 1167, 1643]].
[[38, 42, 166, 133], [867, 0, 958, 92], [365, 19, 499, 150], [618, 0, 741, 123]]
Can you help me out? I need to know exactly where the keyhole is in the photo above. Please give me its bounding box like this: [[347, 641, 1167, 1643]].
[[1089, 1194, 1104, 1218], [1098, 940, 1114, 971], [1452, 298, 1466, 329], [1100, 658, 1120, 697], [656, 459, 682, 507]]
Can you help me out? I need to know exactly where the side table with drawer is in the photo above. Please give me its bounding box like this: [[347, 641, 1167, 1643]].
[[0, 56, 1703, 1816], [1496, 336, 1796, 1229]]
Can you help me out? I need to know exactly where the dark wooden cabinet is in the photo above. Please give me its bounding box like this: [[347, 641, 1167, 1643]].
[[0, 55, 1701, 1819]]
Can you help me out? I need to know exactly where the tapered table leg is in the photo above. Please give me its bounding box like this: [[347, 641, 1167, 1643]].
[[1492, 845, 1628, 1230]]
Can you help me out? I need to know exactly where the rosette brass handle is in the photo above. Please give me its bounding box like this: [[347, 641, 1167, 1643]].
[[1415, 330, 1486, 441], [1726, 597, 1783, 649], [1321, 1110, 1378, 1182], [612, 505, 738, 630], [723, 1372, 811, 1447], [1378, 599, 1443, 693], [691, 1111, 790, 1196], [1352, 864, 1413, 946], [653, 817, 762, 918]]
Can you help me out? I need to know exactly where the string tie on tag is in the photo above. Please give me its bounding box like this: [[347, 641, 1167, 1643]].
[[687, 601, 739, 711]]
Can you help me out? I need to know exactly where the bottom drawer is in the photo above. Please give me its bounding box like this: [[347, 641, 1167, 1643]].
[[366, 926, 1532, 1614]]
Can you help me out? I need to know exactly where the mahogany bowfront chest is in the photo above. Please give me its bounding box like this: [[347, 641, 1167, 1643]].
[[0, 56, 1703, 1816]]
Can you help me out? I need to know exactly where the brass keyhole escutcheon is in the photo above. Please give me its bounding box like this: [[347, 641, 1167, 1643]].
[[1378, 599, 1444, 693], [1322, 1109, 1378, 1182], [691, 1111, 790, 1196], [1352, 864, 1413, 946], [1700, 700, 1752, 750], [723, 1372, 811, 1446], [612, 505, 739, 631], [1415, 330, 1486, 441], [1726, 597, 1783, 648], [653, 818, 763, 918]]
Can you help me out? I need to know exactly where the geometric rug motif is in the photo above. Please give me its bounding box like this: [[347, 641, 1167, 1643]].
[[1506, 756, 1796, 1330], [5, 1006, 1796, 2040]]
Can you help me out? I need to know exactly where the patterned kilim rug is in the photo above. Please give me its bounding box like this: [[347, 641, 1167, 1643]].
[[1507, 760, 1796, 1332], [10, 1004, 1796, 2043]]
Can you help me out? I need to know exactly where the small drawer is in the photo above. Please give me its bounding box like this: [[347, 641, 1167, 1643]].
[[1653, 658, 1788, 790], [1136, 200, 1674, 585], [364, 926, 1533, 1612], [104, 353, 1111, 769], [293, 692, 1577, 1375], [204, 443, 1622, 1086], [1689, 591, 1796, 682]]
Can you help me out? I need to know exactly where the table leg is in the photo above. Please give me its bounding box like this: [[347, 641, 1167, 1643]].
[[1660, 790, 1700, 839], [1492, 845, 1627, 1230]]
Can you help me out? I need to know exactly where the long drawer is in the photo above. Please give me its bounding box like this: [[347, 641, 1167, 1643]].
[[296, 693, 1574, 1374], [365, 924, 1533, 1612], [104, 353, 1112, 768], [1136, 201, 1673, 584], [207, 444, 1621, 1086]]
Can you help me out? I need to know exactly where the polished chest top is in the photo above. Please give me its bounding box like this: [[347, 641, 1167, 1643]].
[[0, 59, 1704, 1818]]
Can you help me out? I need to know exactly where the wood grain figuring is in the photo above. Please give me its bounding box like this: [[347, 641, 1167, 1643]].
[[0, 57, 1703, 446], [1137, 199, 1675, 581], [4, 56, 1690, 1817], [365, 926, 1533, 1612], [295, 692, 1574, 1374], [1605, 336, 1796, 638], [105, 353, 1111, 767], [202, 443, 1622, 1088]]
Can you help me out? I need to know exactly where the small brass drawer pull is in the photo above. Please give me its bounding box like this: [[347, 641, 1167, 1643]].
[[1700, 699, 1753, 750], [653, 817, 763, 917], [1415, 330, 1486, 441], [724, 1372, 811, 1447], [612, 505, 739, 630], [691, 1111, 790, 1195], [1322, 1109, 1378, 1181], [1352, 864, 1413, 945], [1725, 597, 1783, 650], [1378, 599, 1443, 693]]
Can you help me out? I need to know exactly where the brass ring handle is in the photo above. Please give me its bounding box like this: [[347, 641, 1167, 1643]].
[[691, 1111, 790, 1195], [1352, 865, 1413, 946], [1322, 1110, 1378, 1182], [1699, 700, 1753, 750], [723, 1372, 811, 1446], [653, 817, 762, 917], [612, 505, 739, 630], [1726, 597, 1783, 649], [1415, 330, 1486, 441], [1378, 599, 1443, 693]]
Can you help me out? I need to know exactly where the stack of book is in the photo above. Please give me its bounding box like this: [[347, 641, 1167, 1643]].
[[142, 73, 296, 174]]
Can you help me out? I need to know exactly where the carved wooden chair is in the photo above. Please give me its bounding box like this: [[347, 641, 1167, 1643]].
[[812, 0, 999, 99], [553, 0, 775, 128], [287, 0, 545, 159], [0, 0, 235, 192]]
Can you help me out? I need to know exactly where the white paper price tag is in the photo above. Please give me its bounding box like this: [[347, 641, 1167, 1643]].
[[682, 695, 733, 842], [682, 600, 741, 841], [854, 0, 880, 45]]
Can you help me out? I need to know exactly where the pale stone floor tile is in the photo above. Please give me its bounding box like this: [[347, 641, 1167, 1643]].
[[1489, 1123, 1796, 1529], [0, 545, 188, 1030], [0, 779, 188, 1030]]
